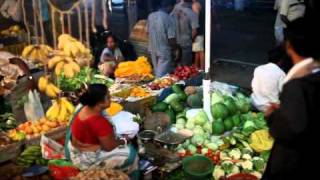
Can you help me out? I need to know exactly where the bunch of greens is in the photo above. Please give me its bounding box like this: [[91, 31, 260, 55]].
[[57, 67, 114, 92]]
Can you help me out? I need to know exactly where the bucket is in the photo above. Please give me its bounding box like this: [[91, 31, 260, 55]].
[[182, 155, 214, 180]]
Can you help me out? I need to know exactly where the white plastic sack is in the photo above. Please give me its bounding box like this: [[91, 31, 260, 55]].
[[24, 90, 44, 122], [110, 111, 139, 139]]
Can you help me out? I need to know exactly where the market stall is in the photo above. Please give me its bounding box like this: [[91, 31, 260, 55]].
[[0, 1, 275, 180]]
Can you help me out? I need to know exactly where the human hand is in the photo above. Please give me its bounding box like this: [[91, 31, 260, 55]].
[[264, 103, 279, 117]]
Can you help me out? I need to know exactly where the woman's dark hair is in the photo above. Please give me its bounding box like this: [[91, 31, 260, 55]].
[[105, 34, 116, 43], [79, 84, 108, 107]]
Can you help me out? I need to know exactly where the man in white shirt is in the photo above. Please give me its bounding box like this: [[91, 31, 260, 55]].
[[251, 46, 287, 112]]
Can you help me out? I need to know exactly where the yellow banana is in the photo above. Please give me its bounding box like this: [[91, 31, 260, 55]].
[[69, 61, 80, 73], [45, 84, 58, 98], [60, 97, 75, 114], [63, 63, 75, 78], [64, 56, 74, 63], [46, 101, 60, 120], [22, 45, 34, 58], [50, 83, 61, 94], [57, 101, 67, 122], [48, 56, 63, 69], [38, 76, 48, 92], [55, 61, 65, 76], [63, 44, 72, 57]]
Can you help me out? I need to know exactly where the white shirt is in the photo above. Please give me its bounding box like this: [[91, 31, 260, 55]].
[[251, 63, 286, 112], [280, 0, 305, 22], [284, 58, 314, 83]]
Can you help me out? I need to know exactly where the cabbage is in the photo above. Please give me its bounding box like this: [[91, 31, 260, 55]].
[[207, 143, 218, 150], [193, 126, 205, 135], [193, 110, 209, 126], [185, 122, 195, 130], [176, 118, 186, 125], [191, 134, 205, 146], [203, 132, 211, 139], [201, 148, 209, 155], [188, 144, 197, 154], [183, 139, 191, 148], [235, 93, 250, 113], [175, 123, 185, 130], [203, 122, 212, 134], [211, 91, 224, 105], [242, 120, 257, 136]]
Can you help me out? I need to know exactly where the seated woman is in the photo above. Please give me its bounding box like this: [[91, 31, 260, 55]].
[[65, 84, 138, 176], [251, 46, 291, 112], [99, 34, 124, 77]]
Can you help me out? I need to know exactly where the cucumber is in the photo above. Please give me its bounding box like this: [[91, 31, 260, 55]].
[[152, 102, 168, 112]]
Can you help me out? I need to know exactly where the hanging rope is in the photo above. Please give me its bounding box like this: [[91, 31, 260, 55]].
[[84, 0, 90, 47], [22, 0, 31, 44], [51, 9, 57, 48], [32, 0, 39, 44], [102, 0, 108, 30], [38, 0, 46, 44], [76, 5, 83, 42], [91, 0, 97, 33], [67, 13, 72, 35]]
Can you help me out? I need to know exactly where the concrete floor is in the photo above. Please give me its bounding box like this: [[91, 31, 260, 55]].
[[211, 9, 277, 88]]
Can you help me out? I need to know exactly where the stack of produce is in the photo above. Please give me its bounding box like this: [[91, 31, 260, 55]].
[[47, 54, 81, 78], [147, 77, 176, 90], [114, 56, 154, 81], [8, 118, 60, 139], [0, 113, 18, 131], [151, 85, 188, 123], [172, 91, 272, 179], [0, 25, 22, 37], [21, 44, 53, 64], [171, 65, 199, 80], [45, 97, 75, 122], [16, 146, 48, 167], [38, 76, 61, 98], [211, 92, 251, 135], [57, 67, 114, 92], [129, 87, 150, 98], [58, 34, 93, 60], [106, 102, 123, 116]]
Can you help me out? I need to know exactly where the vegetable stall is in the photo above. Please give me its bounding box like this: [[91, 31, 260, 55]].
[[0, 1, 276, 180]]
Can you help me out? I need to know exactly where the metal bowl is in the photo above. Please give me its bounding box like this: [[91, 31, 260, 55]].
[[138, 130, 157, 143]]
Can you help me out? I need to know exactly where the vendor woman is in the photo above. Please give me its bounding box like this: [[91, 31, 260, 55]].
[[65, 84, 138, 177], [99, 34, 124, 77]]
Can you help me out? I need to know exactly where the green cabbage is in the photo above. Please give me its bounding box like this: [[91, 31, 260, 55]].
[[201, 148, 209, 155], [185, 122, 195, 130], [193, 126, 205, 135], [207, 143, 219, 151], [188, 144, 197, 154], [203, 122, 212, 133], [211, 91, 224, 105], [191, 134, 205, 146], [193, 110, 209, 126]]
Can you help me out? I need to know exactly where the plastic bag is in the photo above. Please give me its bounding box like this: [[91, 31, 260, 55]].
[[48, 160, 80, 180], [24, 90, 44, 122], [41, 135, 65, 160]]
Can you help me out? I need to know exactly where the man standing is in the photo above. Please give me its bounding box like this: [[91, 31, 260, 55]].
[[147, 0, 177, 77], [264, 18, 320, 180], [171, 0, 199, 66], [274, 0, 306, 44]]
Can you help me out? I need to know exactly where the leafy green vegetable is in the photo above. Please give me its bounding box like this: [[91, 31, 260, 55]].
[[203, 122, 212, 134], [260, 151, 271, 162], [191, 134, 205, 146], [152, 102, 168, 112], [242, 120, 257, 136], [212, 120, 225, 135], [193, 126, 205, 135], [252, 157, 266, 172], [211, 91, 224, 105], [165, 107, 176, 123], [235, 93, 251, 113], [221, 161, 234, 174], [185, 122, 195, 130], [224, 97, 238, 116], [188, 144, 197, 154], [211, 103, 229, 120], [164, 93, 179, 104], [193, 109, 209, 126], [224, 117, 234, 131], [170, 100, 184, 112]]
